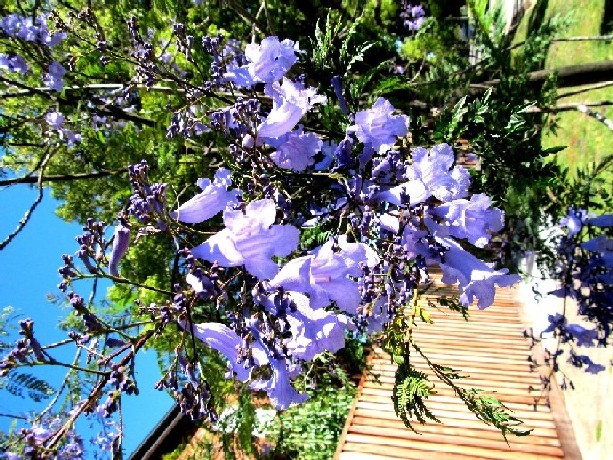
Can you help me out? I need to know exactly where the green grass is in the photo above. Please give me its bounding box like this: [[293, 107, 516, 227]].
[[539, 0, 613, 174]]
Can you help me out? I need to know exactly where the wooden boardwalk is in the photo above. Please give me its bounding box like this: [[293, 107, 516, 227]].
[[334, 284, 581, 460]]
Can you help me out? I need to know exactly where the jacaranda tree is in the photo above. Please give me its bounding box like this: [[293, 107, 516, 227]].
[[1, 1, 611, 458]]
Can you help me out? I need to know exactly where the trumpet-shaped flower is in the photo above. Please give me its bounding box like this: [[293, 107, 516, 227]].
[[245, 36, 298, 84], [192, 199, 299, 279], [376, 144, 470, 206], [255, 291, 349, 361], [437, 237, 520, 309], [225, 36, 298, 87], [267, 127, 323, 171], [170, 168, 241, 223], [44, 61, 66, 92], [250, 357, 308, 410], [188, 321, 307, 410], [430, 194, 504, 247], [257, 78, 326, 139], [271, 237, 379, 313], [109, 223, 130, 276], [187, 322, 267, 382], [349, 97, 409, 153], [0, 54, 27, 74]]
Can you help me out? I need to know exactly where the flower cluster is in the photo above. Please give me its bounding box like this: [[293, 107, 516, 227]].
[[0, 14, 67, 91], [0, 16, 534, 456], [400, 2, 427, 31], [153, 35, 521, 411]]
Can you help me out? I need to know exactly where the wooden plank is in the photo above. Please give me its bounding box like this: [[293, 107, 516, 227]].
[[351, 408, 560, 437], [350, 415, 561, 443], [346, 425, 565, 457], [343, 433, 561, 460]]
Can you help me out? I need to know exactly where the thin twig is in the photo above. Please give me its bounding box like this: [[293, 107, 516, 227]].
[[557, 81, 613, 99], [552, 35, 613, 42], [527, 100, 613, 113], [0, 168, 125, 186], [0, 149, 51, 251], [38, 348, 83, 419], [46, 329, 154, 450]]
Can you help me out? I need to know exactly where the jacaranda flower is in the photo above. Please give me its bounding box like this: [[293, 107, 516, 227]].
[[192, 199, 299, 279], [271, 236, 379, 313], [349, 97, 409, 153], [267, 126, 323, 171], [257, 78, 326, 139], [171, 168, 241, 223]]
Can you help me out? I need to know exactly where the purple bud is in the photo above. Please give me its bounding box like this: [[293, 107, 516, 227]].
[[109, 224, 130, 276], [331, 76, 349, 115]]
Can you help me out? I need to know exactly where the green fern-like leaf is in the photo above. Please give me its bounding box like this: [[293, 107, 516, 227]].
[[2, 372, 55, 402], [392, 362, 439, 431]]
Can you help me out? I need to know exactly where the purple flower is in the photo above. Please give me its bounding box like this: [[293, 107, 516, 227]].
[[171, 168, 241, 223], [257, 78, 326, 139], [250, 357, 308, 410], [192, 199, 299, 279], [436, 237, 521, 309], [565, 324, 599, 347], [542, 314, 599, 347], [271, 237, 379, 313], [109, 223, 130, 276], [568, 353, 605, 374], [286, 303, 349, 361], [267, 127, 323, 171], [581, 235, 613, 252], [254, 291, 349, 361], [588, 214, 613, 227], [348, 98, 409, 153], [59, 129, 81, 147], [46, 111, 65, 129], [377, 144, 469, 206], [186, 271, 215, 299], [224, 36, 298, 88], [44, 61, 66, 92], [0, 14, 66, 46], [0, 54, 27, 74], [429, 194, 504, 247], [560, 208, 586, 236], [0, 14, 22, 36], [401, 3, 427, 31], [187, 321, 307, 410], [187, 322, 267, 381], [42, 30, 67, 47], [331, 76, 350, 115], [316, 140, 336, 170], [245, 36, 298, 83]]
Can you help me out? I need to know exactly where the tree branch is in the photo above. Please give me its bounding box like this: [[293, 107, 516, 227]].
[[0, 150, 51, 251], [557, 81, 613, 99], [471, 61, 613, 90], [0, 168, 126, 186], [528, 102, 613, 130], [528, 101, 613, 113]]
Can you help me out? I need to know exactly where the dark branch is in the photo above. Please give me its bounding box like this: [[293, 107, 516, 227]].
[[0, 150, 51, 251], [0, 168, 126, 186]]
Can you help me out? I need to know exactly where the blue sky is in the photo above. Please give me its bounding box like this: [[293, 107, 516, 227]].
[[0, 183, 173, 457]]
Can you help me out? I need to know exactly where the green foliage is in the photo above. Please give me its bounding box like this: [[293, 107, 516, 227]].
[[412, 343, 531, 439], [0, 371, 55, 402], [267, 381, 356, 460], [393, 361, 439, 430]]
